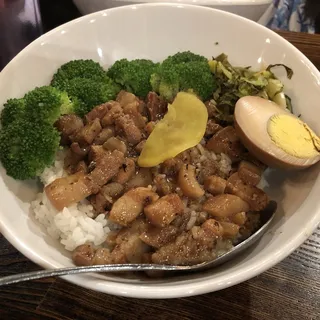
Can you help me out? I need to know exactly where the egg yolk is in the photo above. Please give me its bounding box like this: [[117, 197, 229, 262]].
[[138, 92, 208, 167], [267, 114, 320, 158]]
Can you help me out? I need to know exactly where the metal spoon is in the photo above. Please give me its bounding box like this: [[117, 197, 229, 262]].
[[0, 201, 276, 286]]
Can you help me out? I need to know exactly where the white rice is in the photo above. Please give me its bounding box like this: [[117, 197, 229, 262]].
[[40, 149, 67, 185], [31, 151, 110, 251]]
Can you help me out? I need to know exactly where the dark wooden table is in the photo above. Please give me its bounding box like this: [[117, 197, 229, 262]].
[[0, 2, 320, 319]]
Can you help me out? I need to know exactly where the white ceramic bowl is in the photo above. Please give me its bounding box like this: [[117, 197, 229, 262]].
[[0, 3, 319, 299], [73, 0, 272, 21]]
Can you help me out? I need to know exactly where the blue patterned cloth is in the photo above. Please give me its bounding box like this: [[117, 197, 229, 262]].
[[259, 0, 315, 33]]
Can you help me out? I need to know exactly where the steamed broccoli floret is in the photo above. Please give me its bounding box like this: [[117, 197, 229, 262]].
[[150, 73, 161, 93], [156, 63, 180, 101], [1, 98, 26, 127], [51, 59, 109, 89], [178, 61, 215, 101], [162, 51, 208, 65], [2, 86, 74, 127], [0, 86, 75, 180], [0, 120, 60, 180], [51, 59, 121, 116], [64, 77, 121, 117], [151, 51, 216, 101], [107, 59, 159, 98], [24, 86, 75, 124]]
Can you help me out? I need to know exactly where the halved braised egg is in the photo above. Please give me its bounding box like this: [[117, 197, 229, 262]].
[[234, 96, 320, 170]]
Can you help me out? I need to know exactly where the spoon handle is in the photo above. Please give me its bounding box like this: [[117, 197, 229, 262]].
[[0, 264, 185, 286]]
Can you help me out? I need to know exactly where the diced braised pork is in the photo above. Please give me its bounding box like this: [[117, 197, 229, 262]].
[[243, 153, 268, 172], [45, 172, 92, 211], [72, 244, 95, 266], [219, 221, 240, 238], [90, 192, 111, 213], [201, 219, 225, 238], [144, 194, 184, 227], [88, 149, 125, 189], [73, 244, 112, 266], [75, 161, 88, 174], [146, 92, 167, 121], [151, 222, 219, 265], [88, 145, 106, 162], [226, 173, 269, 211], [64, 148, 88, 174], [204, 175, 227, 195], [45, 149, 124, 211], [101, 102, 123, 127], [55, 114, 84, 145], [138, 99, 147, 116], [116, 90, 138, 107], [113, 158, 136, 184], [161, 158, 184, 177], [119, 93, 147, 129], [92, 248, 113, 265], [231, 211, 247, 226], [202, 194, 250, 218], [206, 126, 245, 163], [84, 102, 110, 123], [90, 182, 125, 213], [108, 187, 159, 226], [125, 168, 153, 190], [135, 140, 146, 154], [71, 118, 102, 146], [93, 127, 115, 145], [115, 114, 142, 145], [102, 182, 124, 199], [205, 119, 222, 137], [145, 121, 155, 135], [178, 164, 204, 199], [103, 137, 127, 154], [73, 220, 150, 265], [140, 225, 182, 249], [153, 174, 174, 195], [70, 142, 90, 159], [108, 219, 150, 263], [124, 108, 146, 130], [238, 160, 262, 186]]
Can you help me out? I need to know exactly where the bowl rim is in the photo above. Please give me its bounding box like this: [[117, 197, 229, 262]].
[[0, 2, 319, 299], [73, 0, 273, 6]]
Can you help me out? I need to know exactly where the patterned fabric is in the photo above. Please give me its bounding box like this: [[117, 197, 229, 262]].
[[259, 0, 315, 33]]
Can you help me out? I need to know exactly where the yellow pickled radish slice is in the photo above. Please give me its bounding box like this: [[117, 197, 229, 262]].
[[138, 92, 208, 167]]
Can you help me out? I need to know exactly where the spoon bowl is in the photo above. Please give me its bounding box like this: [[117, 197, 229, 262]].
[[0, 201, 276, 287]]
